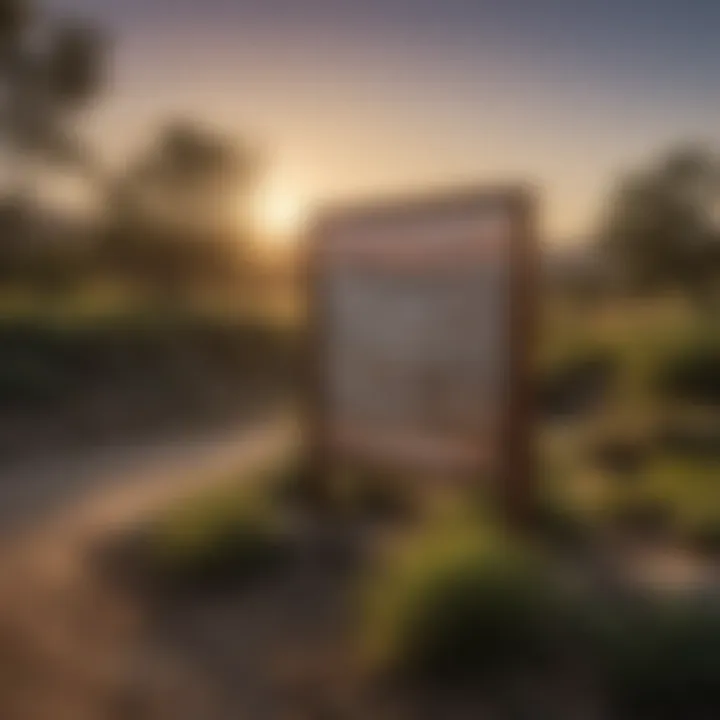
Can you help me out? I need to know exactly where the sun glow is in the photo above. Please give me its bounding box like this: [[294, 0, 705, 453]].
[[255, 181, 306, 244]]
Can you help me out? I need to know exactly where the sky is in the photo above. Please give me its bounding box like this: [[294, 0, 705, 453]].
[[45, 0, 720, 239]]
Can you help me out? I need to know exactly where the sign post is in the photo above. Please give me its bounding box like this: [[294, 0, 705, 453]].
[[303, 185, 538, 525]]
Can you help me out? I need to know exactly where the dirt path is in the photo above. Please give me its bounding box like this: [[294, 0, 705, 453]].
[[0, 416, 293, 720]]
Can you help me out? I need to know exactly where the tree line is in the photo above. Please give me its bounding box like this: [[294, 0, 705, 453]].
[[2, 0, 719, 308], [0, 0, 259, 302]]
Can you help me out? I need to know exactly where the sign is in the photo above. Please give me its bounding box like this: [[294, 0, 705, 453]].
[[305, 186, 537, 516]]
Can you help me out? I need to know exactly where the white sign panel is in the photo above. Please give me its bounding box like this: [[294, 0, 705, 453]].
[[318, 193, 521, 472]]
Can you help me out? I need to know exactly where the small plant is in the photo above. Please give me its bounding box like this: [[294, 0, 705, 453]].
[[668, 467, 720, 557], [539, 341, 617, 418], [680, 511, 720, 557], [360, 518, 568, 683], [646, 458, 719, 553], [602, 484, 675, 541], [592, 434, 650, 478], [599, 455, 720, 549], [653, 331, 720, 406], [532, 453, 599, 549], [147, 480, 286, 589], [656, 418, 720, 460]]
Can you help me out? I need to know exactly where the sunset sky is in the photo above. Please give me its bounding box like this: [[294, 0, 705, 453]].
[[47, 0, 720, 240]]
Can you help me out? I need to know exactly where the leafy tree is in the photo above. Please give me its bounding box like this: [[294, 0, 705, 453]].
[[103, 120, 258, 300], [600, 146, 720, 304], [114, 120, 254, 231], [0, 0, 105, 202]]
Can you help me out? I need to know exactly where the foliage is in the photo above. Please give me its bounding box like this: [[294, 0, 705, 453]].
[[649, 458, 720, 555], [652, 330, 720, 406], [591, 433, 651, 477], [147, 480, 286, 588], [361, 518, 567, 681], [0, 0, 108, 301], [0, 0, 30, 61], [602, 481, 676, 540], [110, 119, 255, 229], [0, 0, 105, 178], [0, 311, 296, 428], [102, 120, 258, 299], [600, 146, 720, 303], [539, 337, 618, 417], [600, 455, 720, 552], [532, 455, 602, 548], [656, 417, 720, 459], [599, 596, 720, 719], [0, 3, 258, 305]]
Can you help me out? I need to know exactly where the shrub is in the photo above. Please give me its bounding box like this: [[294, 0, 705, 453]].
[[147, 481, 286, 589], [655, 418, 720, 460], [534, 485, 597, 550], [600, 596, 720, 719], [532, 454, 599, 549], [680, 512, 720, 557], [539, 343, 617, 418], [0, 313, 296, 421], [669, 472, 720, 557], [602, 484, 676, 541], [653, 333, 720, 406], [645, 458, 720, 554], [600, 457, 720, 548], [361, 520, 567, 682], [592, 435, 650, 477]]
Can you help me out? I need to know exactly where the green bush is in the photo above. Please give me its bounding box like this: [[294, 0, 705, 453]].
[[148, 481, 286, 588], [361, 520, 567, 682], [656, 418, 720, 460], [592, 434, 651, 477], [602, 484, 676, 540], [539, 341, 618, 417], [680, 512, 720, 556], [600, 457, 720, 549], [646, 459, 720, 553], [534, 485, 598, 550], [0, 313, 296, 416], [532, 454, 599, 548], [600, 596, 720, 719], [653, 333, 720, 406]]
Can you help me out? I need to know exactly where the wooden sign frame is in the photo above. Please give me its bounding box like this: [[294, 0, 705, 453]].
[[302, 185, 539, 525]]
